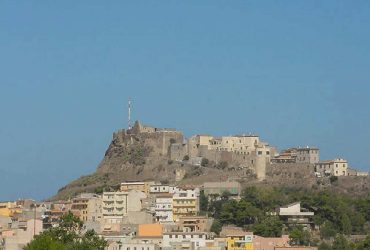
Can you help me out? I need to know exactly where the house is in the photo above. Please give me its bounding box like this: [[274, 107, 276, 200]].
[[278, 202, 314, 229], [315, 158, 348, 176], [178, 216, 212, 232], [272, 147, 319, 164], [2, 219, 43, 250], [226, 232, 253, 250]]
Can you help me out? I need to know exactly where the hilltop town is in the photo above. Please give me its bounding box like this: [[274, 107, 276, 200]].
[[54, 121, 369, 200], [1, 121, 370, 250]]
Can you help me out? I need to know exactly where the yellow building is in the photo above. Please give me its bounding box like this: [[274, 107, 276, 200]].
[[0, 201, 18, 217], [226, 234, 253, 250], [172, 188, 199, 221]]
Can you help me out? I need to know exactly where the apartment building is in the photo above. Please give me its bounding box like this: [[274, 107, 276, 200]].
[[172, 188, 200, 221], [155, 194, 173, 223], [71, 193, 102, 222], [102, 191, 128, 223]]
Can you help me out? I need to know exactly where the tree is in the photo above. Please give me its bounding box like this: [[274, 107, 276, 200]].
[[318, 242, 332, 250], [289, 226, 311, 246], [199, 190, 209, 214], [221, 190, 232, 201], [339, 214, 352, 235], [329, 176, 338, 184], [23, 234, 65, 250], [320, 221, 337, 239], [215, 161, 228, 169], [210, 220, 222, 235], [252, 216, 283, 237], [183, 155, 189, 161], [332, 235, 352, 250], [355, 235, 370, 250], [24, 212, 107, 250], [201, 158, 209, 167]]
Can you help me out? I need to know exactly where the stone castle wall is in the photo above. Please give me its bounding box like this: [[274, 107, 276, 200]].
[[113, 122, 184, 157]]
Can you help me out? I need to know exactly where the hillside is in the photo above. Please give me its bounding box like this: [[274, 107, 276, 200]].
[[52, 123, 370, 200]]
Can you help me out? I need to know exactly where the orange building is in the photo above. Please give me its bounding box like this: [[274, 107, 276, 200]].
[[138, 224, 163, 237]]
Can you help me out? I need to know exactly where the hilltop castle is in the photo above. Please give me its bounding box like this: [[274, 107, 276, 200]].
[[112, 121, 273, 180]]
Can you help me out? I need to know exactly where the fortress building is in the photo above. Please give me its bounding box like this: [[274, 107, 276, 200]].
[[113, 121, 184, 157], [112, 121, 272, 181], [170, 134, 274, 180]]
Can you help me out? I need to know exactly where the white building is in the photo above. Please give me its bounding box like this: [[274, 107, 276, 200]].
[[279, 202, 314, 229], [150, 184, 176, 194], [155, 194, 173, 223], [162, 232, 207, 250], [108, 242, 159, 250]]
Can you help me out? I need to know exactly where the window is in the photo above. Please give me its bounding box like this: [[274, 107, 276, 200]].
[[258, 151, 262, 155]]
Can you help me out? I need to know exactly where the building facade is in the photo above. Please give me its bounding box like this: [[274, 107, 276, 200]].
[[162, 232, 207, 250], [71, 193, 102, 222], [172, 188, 200, 222], [315, 158, 348, 176], [155, 194, 173, 223], [102, 191, 128, 223], [279, 202, 314, 229]]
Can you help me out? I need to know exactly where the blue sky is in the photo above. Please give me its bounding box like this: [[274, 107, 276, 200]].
[[1, 1, 370, 200]]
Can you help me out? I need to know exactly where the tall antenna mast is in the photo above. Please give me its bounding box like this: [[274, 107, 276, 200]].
[[128, 98, 132, 129]]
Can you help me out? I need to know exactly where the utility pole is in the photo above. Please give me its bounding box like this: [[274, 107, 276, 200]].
[[128, 98, 132, 129], [33, 203, 36, 238]]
